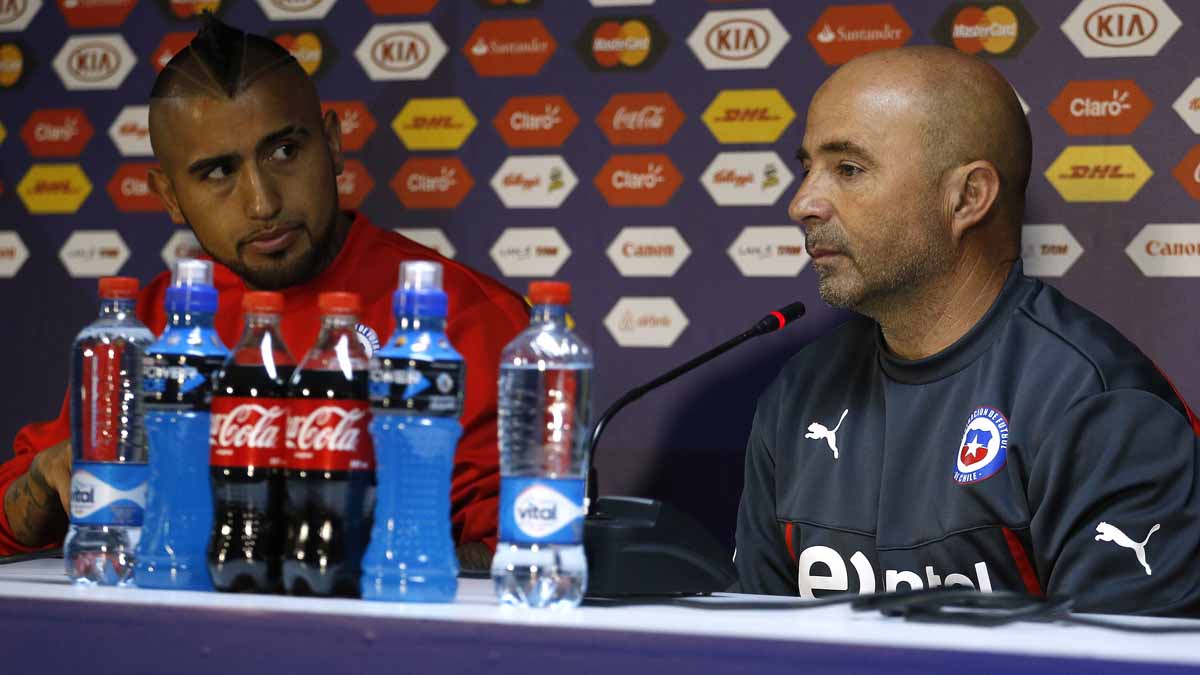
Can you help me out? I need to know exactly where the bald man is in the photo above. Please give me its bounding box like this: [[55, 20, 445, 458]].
[[0, 16, 529, 572], [733, 46, 1200, 616]]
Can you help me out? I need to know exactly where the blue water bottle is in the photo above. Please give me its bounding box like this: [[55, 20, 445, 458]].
[[362, 261, 464, 602], [135, 259, 228, 590], [65, 277, 155, 586]]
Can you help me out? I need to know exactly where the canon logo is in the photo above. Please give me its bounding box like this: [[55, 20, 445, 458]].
[[706, 18, 768, 60], [287, 406, 365, 452], [1145, 241, 1200, 256], [34, 118, 80, 142], [1070, 90, 1132, 117], [509, 105, 562, 131], [612, 163, 664, 190], [796, 545, 994, 599], [407, 167, 456, 192], [503, 173, 541, 190], [1085, 4, 1156, 47], [212, 404, 285, 449], [120, 176, 148, 196], [118, 121, 147, 139], [612, 105, 665, 130], [622, 242, 673, 257], [371, 31, 429, 72], [69, 43, 120, 81], [714, 169, 753, 186]]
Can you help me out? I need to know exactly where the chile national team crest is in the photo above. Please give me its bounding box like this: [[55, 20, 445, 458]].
[[953, 406, 1009, 485]]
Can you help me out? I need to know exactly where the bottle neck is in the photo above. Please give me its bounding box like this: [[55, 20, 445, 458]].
[[398, 316, 447, 332], [530, 304, 567, 326], [317, 314, 359, 343], [165, 309, 216, 328], [99, 298, 136, 320], [245, 312, 282, 331]]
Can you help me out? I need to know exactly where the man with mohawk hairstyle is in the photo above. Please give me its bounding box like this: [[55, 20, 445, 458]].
[[0, 15, 529, 571]]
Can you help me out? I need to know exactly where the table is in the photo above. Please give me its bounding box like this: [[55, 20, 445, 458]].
[[1, 557, 1198, 674]]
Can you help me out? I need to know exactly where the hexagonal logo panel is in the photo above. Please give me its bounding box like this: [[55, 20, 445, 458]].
[[700, 151, 794, 206], [161, 229, 204, 269], [1021, 224, 1083, 277], [490, 227, 570, 277], [365, 0, 436, 15], [108, 105, 152, 156], [60, 229, 129, 277], [490, 155, 577, 209], [1044, 145, 1152, 202], [394, 228, 456, 259], [606, 226, 690, 277], [57, 0, 136, 28], [151, 32, 194, 73], [355, 22, 447, 81], [21, 108, 93, 157], [1173, 145, 1200, 201], [53, 33, 136, 90], [322, 100, 376, 152], [337, 159, 375, 210], [466, 18, 556, 77], [494, 95, 578, 148], [0, 231, 30, 278], [1049, 80, 1152, 136], [107, 162, 163, 212], [273, 30, 334, 78], [576, 15, 667, 72], [391, 157, 473, 209], [0, 0, 42, 32], [603, 297, 688, 348], [1173, 78, 1200, 135], [807, 3, 910, 66], [1126, 224, 1200, 277], [392, 97, 476, 151], [1061, 0, 1180, 58], [933, 1, 1037, 58], [596, 92, 683, 146], [594, 154, 681, 207], [702, 89, 795, 144], [727, 226, 809, 277], [17, 163, 91, 214], [688, 9, 789, 70], [256, 0, 336, 21]]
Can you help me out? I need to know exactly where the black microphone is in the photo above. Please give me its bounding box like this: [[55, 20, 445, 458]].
[[583, 301, 805, 597], [587, 300, 805, 494]]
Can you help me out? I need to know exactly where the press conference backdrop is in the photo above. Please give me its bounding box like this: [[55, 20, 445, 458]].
[[2, 0, 1198, 548]]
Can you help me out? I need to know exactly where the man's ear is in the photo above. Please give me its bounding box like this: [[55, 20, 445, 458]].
[[322, 109, 344, 175], [946, 160, 1001, 243], [147, 167, 186, 225]]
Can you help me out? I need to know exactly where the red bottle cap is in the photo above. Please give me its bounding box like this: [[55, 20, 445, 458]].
[[528, 281, 570, 306], [243, 291, 284, 314], [318, 291, 361, 315], [98, 276, 139, 299]]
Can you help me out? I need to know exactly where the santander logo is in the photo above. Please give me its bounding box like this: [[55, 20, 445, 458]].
[[287, 405, 365, 453], [211, 403, 286, 450]]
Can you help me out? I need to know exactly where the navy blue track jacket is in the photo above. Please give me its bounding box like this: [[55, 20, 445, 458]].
[[733, 262, 1200, 616]]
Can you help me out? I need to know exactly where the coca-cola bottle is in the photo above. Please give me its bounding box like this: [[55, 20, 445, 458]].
[[283, 291, 375, 597], [208, 291, 293, 593]]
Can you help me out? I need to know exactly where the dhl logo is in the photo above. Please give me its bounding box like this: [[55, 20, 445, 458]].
[[1045, 145, 1151, 203], [392, 97, 476, 150], [702, 89, 795, 144]]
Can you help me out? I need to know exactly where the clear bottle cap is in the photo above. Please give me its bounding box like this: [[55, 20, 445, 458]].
[[400, 261, 443, 293], [172, 258, 213, 287]]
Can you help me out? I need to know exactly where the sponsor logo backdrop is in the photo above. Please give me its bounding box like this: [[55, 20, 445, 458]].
[[2, 0, 1199, 547]]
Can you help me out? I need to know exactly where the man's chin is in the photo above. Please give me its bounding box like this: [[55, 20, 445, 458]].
[[232, 249, 318, 291]]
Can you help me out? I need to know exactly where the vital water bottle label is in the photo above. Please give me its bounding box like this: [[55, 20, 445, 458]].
[[499, 477, 585, 545], [69, 462, 148, 526], [370, 358, 464, 416], [286, 399, 375, 471], [210, 397, 288, 469], [142, 353, 225, 410]]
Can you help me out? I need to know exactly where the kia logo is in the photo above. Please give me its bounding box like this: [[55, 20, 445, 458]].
[[705, 18, 769, 61], [372, 31, 430, 72], [1085, 3, 1157, 48], [68, 42, 120, 82]]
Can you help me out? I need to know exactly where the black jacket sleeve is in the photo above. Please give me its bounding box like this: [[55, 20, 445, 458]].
[[1028, 389, 1200, 616], [731, 382, 797, 595]]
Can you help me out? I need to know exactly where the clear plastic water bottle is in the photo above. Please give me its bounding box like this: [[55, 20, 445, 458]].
[[135, 259, 228, 590], [362, 261, 464, 602], [66, 277, 155, 586], [492, 281, 593, 608]]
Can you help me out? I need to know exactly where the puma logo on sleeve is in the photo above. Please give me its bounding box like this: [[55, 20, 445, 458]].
[[805, 409, 849, 460], [1095, 522, 1161, 576]]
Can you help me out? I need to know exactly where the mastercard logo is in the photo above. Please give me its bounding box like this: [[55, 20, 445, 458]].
[[593, 20, 651, 67], [0, 42, 24, 88], [274, 31, 325, 76], [935, 2, 1036, 58]]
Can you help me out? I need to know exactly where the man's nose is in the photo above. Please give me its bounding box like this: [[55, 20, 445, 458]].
[[240, 165, 282, 221], [788, 173, 834, 227]]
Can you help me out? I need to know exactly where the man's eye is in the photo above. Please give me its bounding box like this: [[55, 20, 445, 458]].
[[271, 143, 297, 161], [837, 163, 863, 177], [205, 164, 231, 181]]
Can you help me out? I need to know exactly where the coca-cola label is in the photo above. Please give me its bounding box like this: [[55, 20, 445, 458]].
[[210, 397, 288, 468], [369, 358, 463, 415], [142, 353, 224, 410], [286, 399, 374, 471]]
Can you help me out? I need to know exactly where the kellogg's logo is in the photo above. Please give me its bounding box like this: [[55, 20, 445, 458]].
[[391, 157, 473, 209], [700, 151, 794, 207], [594, 154, 682, 207], [807, 3, 911, 66], [21, 108, 93, 157], [355, 22, 447, 81], [596, 92, 684, 146], [934, 2, 1036, 57], [1062, 0, 1180, 58], [107, 162, 163, 212], [577, 15, 666, 72], [465, 17, 556, 76], [494, 95, 578, 148], [1173, 145, 1200, 201], [490, 155, 578, 208]]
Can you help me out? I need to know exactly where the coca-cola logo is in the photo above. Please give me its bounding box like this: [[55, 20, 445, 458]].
[[287, 405, 366, 453], [597, 92, 684, 145], [212, 403, 286, 449]]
